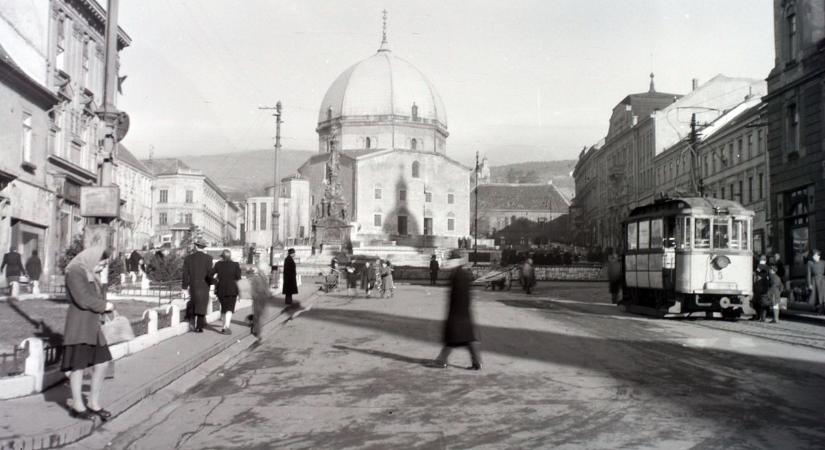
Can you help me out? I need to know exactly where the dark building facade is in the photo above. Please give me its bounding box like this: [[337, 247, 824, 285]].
[[766, 0, 825, 286]]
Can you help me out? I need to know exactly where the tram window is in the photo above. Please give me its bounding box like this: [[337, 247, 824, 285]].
[[730, 219, 741, 249], [695, 218, 710, 249], [713, 218, 730, 249], [677, 217, 691, 249], [732, 219, 749, 250], [639, 221, 650, 249], [650, 219, 663, 248], [627, 222, 638, 250]]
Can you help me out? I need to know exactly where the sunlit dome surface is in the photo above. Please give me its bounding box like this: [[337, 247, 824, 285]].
[[318, 48, 448, 128]]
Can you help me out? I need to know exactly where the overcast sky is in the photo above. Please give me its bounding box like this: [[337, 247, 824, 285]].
[[117, 0, 774, 166]]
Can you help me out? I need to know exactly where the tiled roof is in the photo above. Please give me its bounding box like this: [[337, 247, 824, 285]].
[[141, 158, 193, 175], [116, 145, 151, 175], [475, 183, 570, 212]]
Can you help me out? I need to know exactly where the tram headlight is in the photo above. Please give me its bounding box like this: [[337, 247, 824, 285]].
[[711, 255, 731, 271]]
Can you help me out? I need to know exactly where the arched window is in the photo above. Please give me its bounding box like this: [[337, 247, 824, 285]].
[[410, 138, 417, 150], [365, 137, 371, 149], [412, 161, 420, 178], [327, 106, 332, 121]]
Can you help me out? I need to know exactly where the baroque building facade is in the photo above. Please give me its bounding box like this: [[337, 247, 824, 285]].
[[298, 23, 470, 249], [572, 75, 767, 251], [0, 0, 129, 285], [653, 95, 769, 254], [114, 145, 153, 252], [143, 158, 238, 248], [244, 176, 311, 250]]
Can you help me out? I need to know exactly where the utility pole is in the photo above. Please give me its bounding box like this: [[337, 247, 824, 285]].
[[85, 0, 127, 253], [259, 102, 282, 270], [689, 113, 702, 197], [473, 151, 479, 266]]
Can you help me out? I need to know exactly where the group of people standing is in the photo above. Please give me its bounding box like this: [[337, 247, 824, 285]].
[[753, 250, 825, 321], [334, 258, 394, 298], [181, 240, 300, 334], [1, 247, 43, 296]]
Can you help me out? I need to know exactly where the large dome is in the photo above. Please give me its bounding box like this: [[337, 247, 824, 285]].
[[318, 49, 448, 128]]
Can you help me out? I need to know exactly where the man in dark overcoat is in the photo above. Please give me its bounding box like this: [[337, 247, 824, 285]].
[[432, 261, 482, 370], [182, 239, 214, 332], [1, 247, 24, 296], [282, 248, 298, 305], [429, 255, 440, 286], [25, 250, 42, 294], [212, 249, 241, 334]]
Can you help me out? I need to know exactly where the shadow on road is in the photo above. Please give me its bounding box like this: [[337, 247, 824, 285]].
[[332, 344, 434, 367], [302, 307, 825, 442]]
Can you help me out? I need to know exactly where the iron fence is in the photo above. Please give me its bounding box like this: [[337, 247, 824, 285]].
[[0, 346, 26, 377], [114, 279, 183, 306]]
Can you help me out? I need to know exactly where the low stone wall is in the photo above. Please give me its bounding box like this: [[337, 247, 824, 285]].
[[393, 264, 607, 282]]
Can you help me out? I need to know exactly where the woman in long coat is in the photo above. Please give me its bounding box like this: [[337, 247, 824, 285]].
[[61, 246, 114, 421], [282, 248, 298, 305], [212, 250, 241, 334], [808, 249, 825, 315], [433, 262, 482, 370]]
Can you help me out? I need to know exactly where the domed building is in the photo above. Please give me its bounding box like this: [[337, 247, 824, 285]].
[[299, 19, 470, 250]]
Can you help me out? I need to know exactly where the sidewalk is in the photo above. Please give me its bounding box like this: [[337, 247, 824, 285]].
[[0, 289, 321, 450], [783, 307, 825, 324]]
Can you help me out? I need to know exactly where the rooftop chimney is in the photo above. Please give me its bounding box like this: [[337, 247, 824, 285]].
[[692, 78, 699, 91]]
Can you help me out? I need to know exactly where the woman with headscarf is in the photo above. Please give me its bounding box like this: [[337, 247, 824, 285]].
[[61, 246, 114, 421]]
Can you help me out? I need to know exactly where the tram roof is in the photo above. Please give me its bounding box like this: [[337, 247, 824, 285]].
[[627, 197, 754, 220]]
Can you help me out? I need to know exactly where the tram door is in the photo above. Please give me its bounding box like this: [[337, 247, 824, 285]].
[[662, 217, 677, 293]]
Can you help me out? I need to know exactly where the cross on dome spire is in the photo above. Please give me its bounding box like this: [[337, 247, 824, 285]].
[[378, 9, 390, 52]]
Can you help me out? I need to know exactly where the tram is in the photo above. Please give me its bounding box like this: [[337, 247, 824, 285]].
[[621, 197, 755, 319]]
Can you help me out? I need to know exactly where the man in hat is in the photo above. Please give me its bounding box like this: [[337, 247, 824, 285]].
[[282, 248, 298, 305], [182, 238, 214, 332]]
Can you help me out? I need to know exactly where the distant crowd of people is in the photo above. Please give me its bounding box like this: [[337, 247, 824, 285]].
[[325, 257, 395, 299]]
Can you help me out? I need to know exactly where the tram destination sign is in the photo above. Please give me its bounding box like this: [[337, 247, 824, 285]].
[[80, 186, 121, 218]]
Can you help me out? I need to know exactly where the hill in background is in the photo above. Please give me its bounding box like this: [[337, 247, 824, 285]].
[[178, 149, 576, 201], [179, 149, 314, 200], [488, 160, 576, 199]]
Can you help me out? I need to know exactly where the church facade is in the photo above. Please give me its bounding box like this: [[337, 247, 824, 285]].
[[299, 21, 470, 249]]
